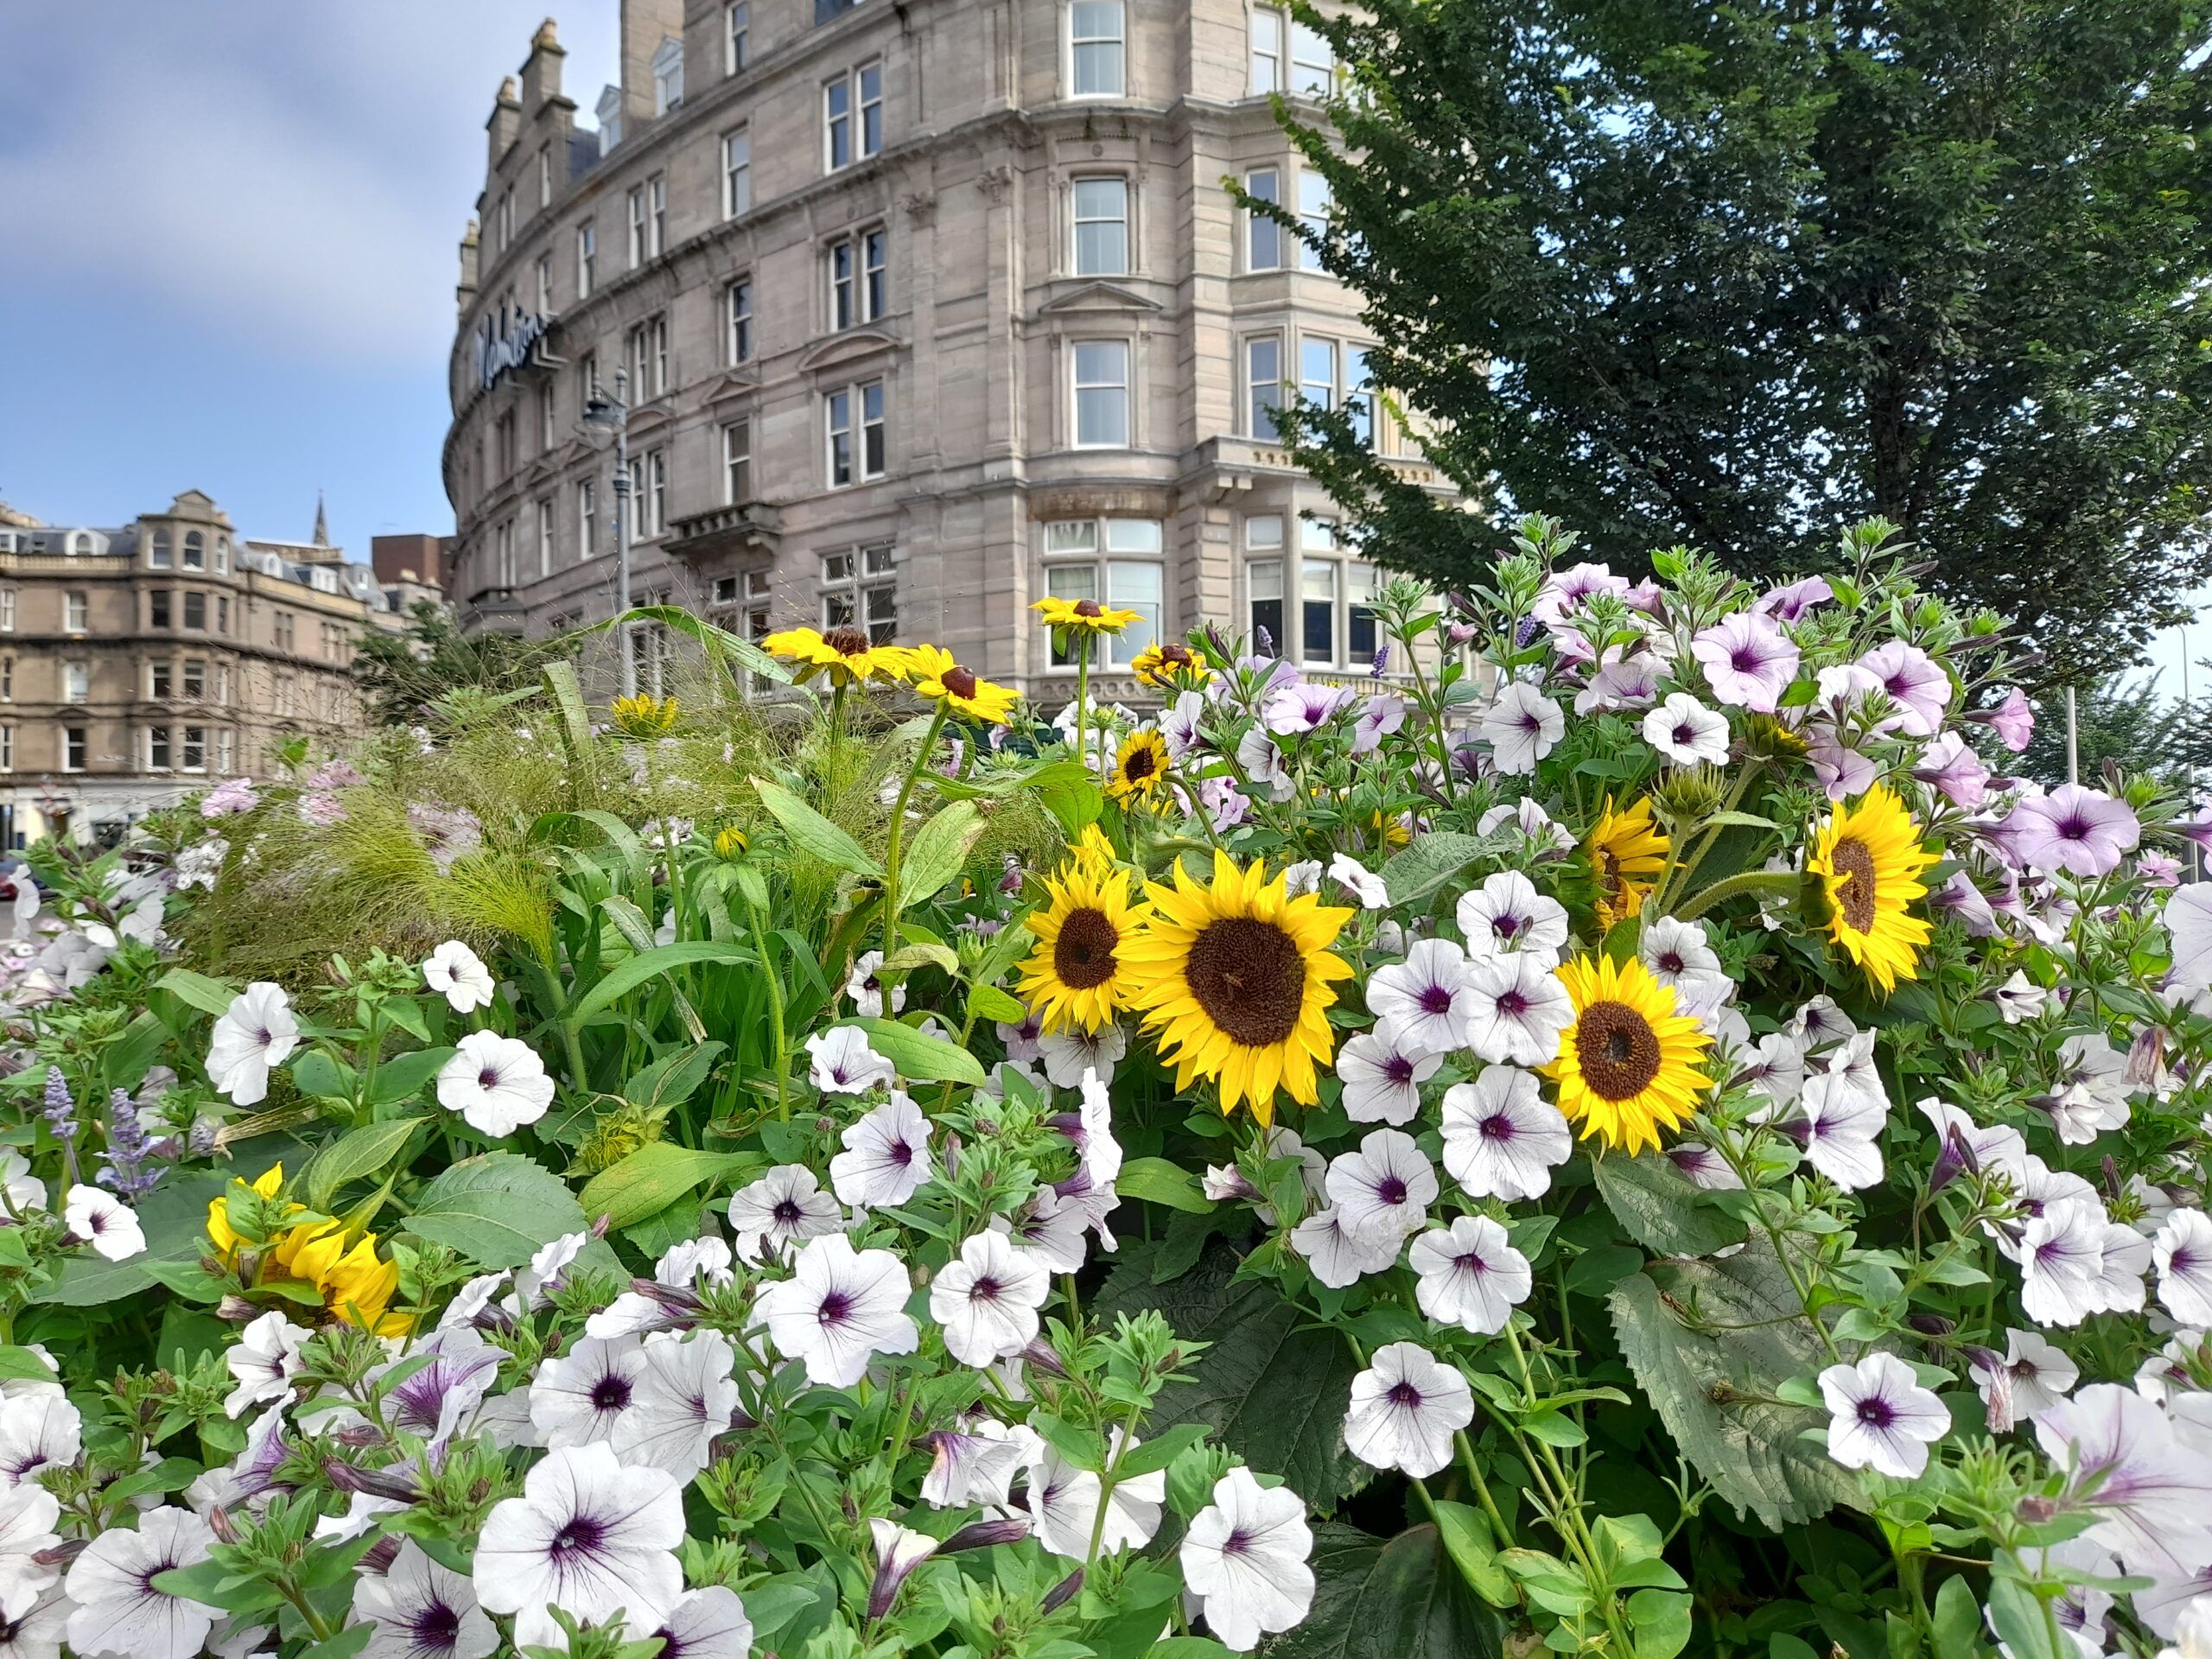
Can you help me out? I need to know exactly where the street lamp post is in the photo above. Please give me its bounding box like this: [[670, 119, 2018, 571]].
[[582, 366, 636, 698]]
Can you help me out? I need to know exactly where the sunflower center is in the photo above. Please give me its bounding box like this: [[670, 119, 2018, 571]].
[[943, 666, 980, 700], [825, 626, 873, 658], [1574, 1000, 1662, 1101], [1122, 746, 1159, 785], [1184, 917, 1306, 1049], [1830, 835, 1878, 934], [1052, 906, 1122, 989]]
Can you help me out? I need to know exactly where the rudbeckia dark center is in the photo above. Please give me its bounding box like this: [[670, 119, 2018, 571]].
[[1185, 917, 1306, 1049], [1575, 1000, 1663, 1101], [825, 626, 873, 658], [1122, 747, 1159, 784], [1074, 600, 1103, 618], [1830, 835, 1878, 933], [942, 666, 979, 700], [1053, 906, 1122, 989]]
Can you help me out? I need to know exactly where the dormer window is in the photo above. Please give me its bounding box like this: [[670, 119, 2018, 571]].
[[653, 38, 684, 116], [596, 84, 623, 155]]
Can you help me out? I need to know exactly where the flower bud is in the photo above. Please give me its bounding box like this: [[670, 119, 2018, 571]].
[[2015, 1495, 2057, 1524], [1042, 1567, 1085, 1615]]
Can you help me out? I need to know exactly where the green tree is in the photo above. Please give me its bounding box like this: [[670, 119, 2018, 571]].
[[1268, 0, 2212, 683], [2016, 673, 2207, 790], [353, 601, 577, 728]]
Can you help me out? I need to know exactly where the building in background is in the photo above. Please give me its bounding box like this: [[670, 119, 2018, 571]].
[[444, 1, 1451, 701], [0, 491, 414, 847], [372, 532, 456, 615]]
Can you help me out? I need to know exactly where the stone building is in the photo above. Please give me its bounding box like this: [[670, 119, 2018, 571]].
[[0, 492, 407, 847], [445, 1, 1452, 702]]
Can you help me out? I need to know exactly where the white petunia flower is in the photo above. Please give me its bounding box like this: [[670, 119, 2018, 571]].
[[1462, 954, 1574, 1066], [63, 1506, 220, 1659], [1481, 681, 1563, 775], [223, 1311, 312, 1420], [1664, 1141, 1746, 1191], [2155, 1210, 2212, 1326], [1819, 1353, 1948, 1478], [1993, 970, 2050, 1025], [62, 1185, 143, 1262], [1641, 692, 1731, 766], [830, 1091, 936, 1209], [1280, 860, 1323, 897], [1734, 1030, 1808, 1109], [530, 1334, 654, 1448], [356, 1538, 499, 1659], [1070, 1068, 1124, 1188], [0, 1395, 79, 1491], [1366, 939, 1479, 1057], [727, 1165, 843, 1266], [0, 1484, 60, 1621], [1637, 916, 1733, 1022], [1409, 1216, 1531, 1336], [1967, 1329, 2079, 1432], [645, 1586, 754, 1659], [2020, 1199, 2112, 1327], [1440, 1066, 1573, 1201], [844, 950, 908, 1018], [920, 1418, 1039, 1509], [436, 1031, 556, 1137], [1456, 871, 1569, 966], [1343, 1343, 1473, 1478], [422, 941, 497, 1015], [205, 982, 299, 1106], [931, 1230, 1050, 1367], [1027, 1428, 1164, 1559], [1334, 1030, 1440, 1127], [1179, 1466, 1316, 1652], [2035, 1384, 2212, 1577], [473, 1442, 684, 1650], [807, 1026, 895, 1095], [0, 1154, 42, 1218], [757, 1232, 919, 1387], [621, 1331, 743, 1483], [1794, 1071, 1886, 1191], [2051, 1033, 2133, 1146], [1325, 1129, 1438, 1243], [1289, 1207, 1402, 1288], [1039, 1021, 1128, 1089], [1329, 852, 1389, 910], [2091, 1221, 2151, 1315]]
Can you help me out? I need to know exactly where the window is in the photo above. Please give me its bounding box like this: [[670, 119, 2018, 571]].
[[537, 144, 552, 209], [216, 596, 231, 636], [627, 177, 665, 266], [1250, 9, 1282, 93], [0, 658, 11, 701], [182, 727, 207, 772], [1245, 168, 1282, 270], [63, 727, 86, 773], [149, 591, 171, 629], [825, 380, 887, 485], [578, 479, 599, 559], [64, 592, 86, 633], [493, 518, 516, 586], [1291, 18, 1336, 93], [627, 449, 668, 538], [1297, 170, 1331, 270], [722, 130, 752, 217], [824, 63, 882, 171], [494, 409, 518, 476], [537, 499, 556, 577], [274, 610, 296, 652], [578, 349, 600, 409], [183, 658, 205, 699], [0, 592, 10, 633], [1071, 177, 1128, 274], [1251, 519, 1377, 668], [535, 254, 553, 315], [820, 545, 896, 643], [1246, 514, 1285, 649], [181, 531, 204, 570], [827, 230, 887, 328], [184, 592, 206, 632], [217, 729, 234, 771], [214, 536, 230, 575], [149, 727, 171, 771], [149, 661, 173, 699], [863, 229, 887, 321], [726, 278, 753, 362], [149, 530, 172, 569], [1300, 335, 1338, 413], [722, 421, 753, 504], [0, 728, 12, 774], [652, 36, 684, 115], [628, 314, 669, 399], [1246, 335, 1284, 440], [725, 2, 749, 73], [63, 662, 89, 704], [537, 382, 556, 451], [1042, 520, 1163, 667], [576, 221, 597, 296], [1073, 340, 1130, 447], [215, 663, 232, 705], [1069, 1, 1125, 97]]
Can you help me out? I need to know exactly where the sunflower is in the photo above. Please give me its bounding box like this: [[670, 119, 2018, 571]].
[[1109, 729, 1173, 805], [1071, 823, 1119, 879], [762, 624, 913, 687], [1587, 796, 1669, 930], [1121, 850, 1356, 1123], [1542, 954, 1712, 1155], [906, 645, 1019, 725], [1131, 640, 1212, 690], [1033, 596, 1143, 638], [1018, 856, 1149, 1033], [1808, 783, 1939, 994], [207, 1165, 410, 1334], [610, 693, 680, 737]]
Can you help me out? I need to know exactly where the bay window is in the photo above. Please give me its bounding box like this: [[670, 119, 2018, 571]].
[[1042, 519, 1163, 668], [1069, 1, 1126, 97], [1071, 177, 1128, 275], [1072, 340, 1130, 447]]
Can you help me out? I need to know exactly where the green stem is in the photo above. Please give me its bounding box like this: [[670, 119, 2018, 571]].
[[880, 704, 950, 965], [745, 894, 792, 1121], [1673, 867, 1800, 924]]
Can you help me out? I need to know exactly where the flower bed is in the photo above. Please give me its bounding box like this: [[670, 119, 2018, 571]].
[[0, 519, 2205, 1659]]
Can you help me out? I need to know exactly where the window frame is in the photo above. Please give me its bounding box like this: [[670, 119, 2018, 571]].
[[1068, 0, 1127, 98], [725, 2, 750, 73], [1245, 168, 1283, 270], [63, 660, 89, 704], [1071, 339, 1132, 448], [1244, 333, 1284, 441], [824, 379, 887, 486], [576, 220, 598, 297], [1071, 175, 1129, 276], [627, 313, 670, 400], [722, 128, 752, 218], [818, 545, 898, 643], [577, 478, 599, 560], [63, 591, 87, 633], [62, 726, 86, 774], [1040, 518, 1166, 671], [726, 276, 754, 363], [722, 420, 753, 505]]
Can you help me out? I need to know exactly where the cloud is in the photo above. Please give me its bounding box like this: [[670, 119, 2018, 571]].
[[0, 2, 619, 366]]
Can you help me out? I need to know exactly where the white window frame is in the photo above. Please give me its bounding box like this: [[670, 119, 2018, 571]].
[[824, 379, 887, 486], [1041, 518, 1165, 670], [652, 36, 684, 116], [0, 592, 12, 632], [149, 660, 172, 699], [576, 221, 597, 296], [1071, 176, 1128, 275], [722, 421, 753, 505], [626, 449, 668, 539], [148, 726, 171, 772], [577, 479, 599, 560], [722, 129, 752, 218], [537, 499, 556, 578], [183, 658, 206, 700], [62, 726, 86, 774], [535, 253, 553, 314], [148, 530, 172, 569], [826, 228, 887, 329], [63, 592, 87, 634], [1297, 169, 1332, 271], [63, 660, 89, 704], [1250, 8, 1283, 94], [182, 531, 205, 571], [0, 726, 13, 775], [1245, 168, 1283, 270], [1071, 340, 1131, 448], [1245, 333, 1284, 441], [181, 725, 207, 774], [628, 314, 669, 400], [819, 545, 897, 643], [726, 276, 753, 363], [725, 2, 750, 74], [537, 144, 552, 208], [1068, 0, 1127, 98]]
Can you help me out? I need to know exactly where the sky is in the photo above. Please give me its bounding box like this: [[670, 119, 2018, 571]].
[[0, 2, 617, 556]]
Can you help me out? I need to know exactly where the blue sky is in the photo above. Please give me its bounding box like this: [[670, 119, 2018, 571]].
[[0, 2, 616, 555]]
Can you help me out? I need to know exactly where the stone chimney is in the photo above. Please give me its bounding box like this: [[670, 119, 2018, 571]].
[[521, 17, 567, 114], [619, 0, 684, 126], [457, 217, 480, 310], [486, 74, 522, 174]]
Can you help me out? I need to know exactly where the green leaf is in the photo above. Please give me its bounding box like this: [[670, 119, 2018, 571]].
[[1116, 1157, 1217, 1215], [32, 1166, 237, 1307], [289, 1049, 354, 1102], [619, 602, 791, 685], [1143, 1642, 1240, 1659], [1628, 1589, 1694, 1659], [966, 983, 1028, 1025], [1607, 1241, 1864, 1530], [752, 777, 885, 878], [577, 1143, 760, 1230], [403, 1152, 587, 1268], [294, 1625, 377, 1659], [1096, 1243, 1368, 1503], [567, 941, 753, 1026], [1432, 1500, 1516, 1608], [302, 1118, 425, 1212], [1382, 831, 1512, 909], [1984, 1571, 2066, 1659], [1931, 1574, 1980, 1659], [367, 1047, 454, 1107], [0, 1347, 55, 1383], [851, 1017, 987, 1084], [1563, 1243, 1644, 1298], [1108, 1421, 1213, 1479], [899, 801, 985, 907], [882, 943, 961, 976], [152, 1560, 286, 1615], [1591, 1152, 1749, 1257], [152, 969, 239, 1017], [624, 1042, 726, 1111], [1267, 1523, 1504, 1659]]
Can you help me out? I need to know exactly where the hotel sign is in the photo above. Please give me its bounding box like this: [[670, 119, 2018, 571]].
[[475, 304, 556, 391]]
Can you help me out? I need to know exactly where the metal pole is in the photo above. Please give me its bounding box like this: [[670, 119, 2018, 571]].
[[2065, 685, 2079, 785], [611, 366, 635, 699], [2187, 627, 2200, 882]]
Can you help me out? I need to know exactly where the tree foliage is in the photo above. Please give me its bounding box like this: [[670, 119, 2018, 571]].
[[2015, 671, 2209, 790], [352, 601, 577, 728], [1271, 0, 2212, 682]]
